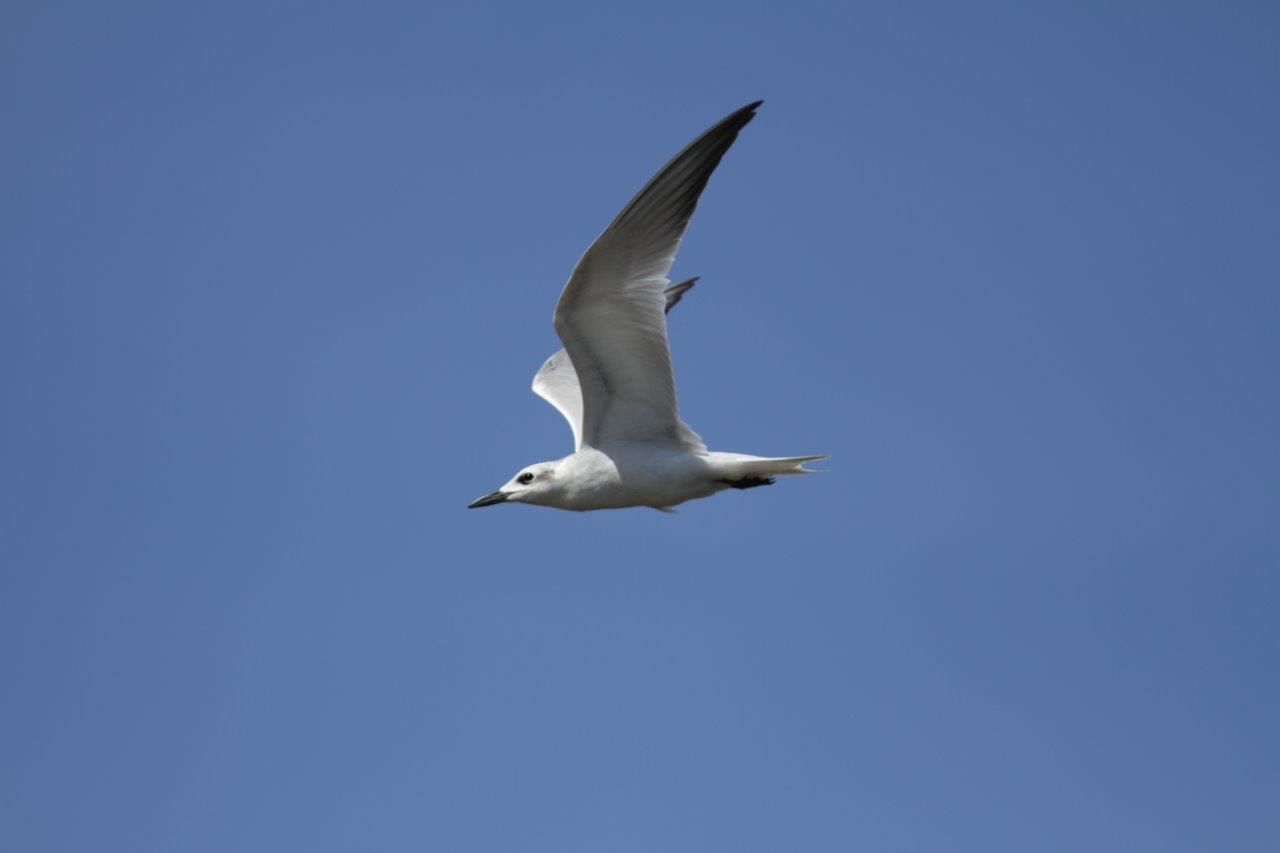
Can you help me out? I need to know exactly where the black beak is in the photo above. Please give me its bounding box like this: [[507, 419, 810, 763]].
[[468, 490, 509, 509]]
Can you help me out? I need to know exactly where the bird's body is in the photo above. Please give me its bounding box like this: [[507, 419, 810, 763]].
[[540, 444, 717, 512], [469, 101, 824, 513], [504, 446, 821, 513]]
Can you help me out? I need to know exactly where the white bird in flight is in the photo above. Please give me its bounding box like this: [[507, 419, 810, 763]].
[[469, 101, 824, 512]]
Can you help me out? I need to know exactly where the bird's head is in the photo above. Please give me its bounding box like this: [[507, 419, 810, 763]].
[[468, 461, 563, 509]]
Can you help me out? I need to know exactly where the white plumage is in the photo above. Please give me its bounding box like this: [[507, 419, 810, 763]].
[[470, 101, 824, 512]]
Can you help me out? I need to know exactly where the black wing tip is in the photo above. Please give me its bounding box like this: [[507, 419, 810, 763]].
[[699, 102, 762, 140], [724, 100, 763, 128], [604, 101, 763, 236], [663, 277, 700, 313]]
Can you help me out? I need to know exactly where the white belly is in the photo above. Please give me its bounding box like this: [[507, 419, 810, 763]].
[[557, 445, 722, 511]]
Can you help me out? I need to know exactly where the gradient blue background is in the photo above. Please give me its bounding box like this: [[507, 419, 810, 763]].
[[4, 2, 1278, 850]]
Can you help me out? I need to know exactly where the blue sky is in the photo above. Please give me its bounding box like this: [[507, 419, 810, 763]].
[[3, 2, 1277, 850]]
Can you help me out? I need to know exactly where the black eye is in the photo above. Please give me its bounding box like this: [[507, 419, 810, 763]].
[[517, 472, 534, 484]]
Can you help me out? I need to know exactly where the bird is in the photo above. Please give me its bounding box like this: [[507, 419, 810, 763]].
[[469, 100, 824, 512]]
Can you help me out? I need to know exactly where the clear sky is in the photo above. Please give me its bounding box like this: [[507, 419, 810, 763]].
[[3, 2, 1278, 851]]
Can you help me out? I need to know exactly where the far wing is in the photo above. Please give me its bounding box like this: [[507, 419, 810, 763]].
[[530, 347, 585, 450], [532, 278, 701, 451]]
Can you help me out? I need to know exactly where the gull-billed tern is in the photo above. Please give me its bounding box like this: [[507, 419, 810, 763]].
[[469, 101, 824, 512]]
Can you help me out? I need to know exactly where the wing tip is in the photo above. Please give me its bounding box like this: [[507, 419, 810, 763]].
[[663, 277, 699, 314], [728, 100, 764, 129]]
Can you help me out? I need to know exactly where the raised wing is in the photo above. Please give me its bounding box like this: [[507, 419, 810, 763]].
[[552, 101, 760, 449], [530, 348, 585, 450], [533, 278, 700, 451]]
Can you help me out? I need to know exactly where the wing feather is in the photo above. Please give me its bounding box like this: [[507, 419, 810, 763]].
[[552, 102, 760, 449], [532, 278, 701, 450]]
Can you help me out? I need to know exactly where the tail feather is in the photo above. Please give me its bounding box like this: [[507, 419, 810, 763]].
[[709, 453, 827, 480]]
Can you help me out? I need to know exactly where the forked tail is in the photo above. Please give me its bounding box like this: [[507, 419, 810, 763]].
[[709, 452, 827, 484]]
